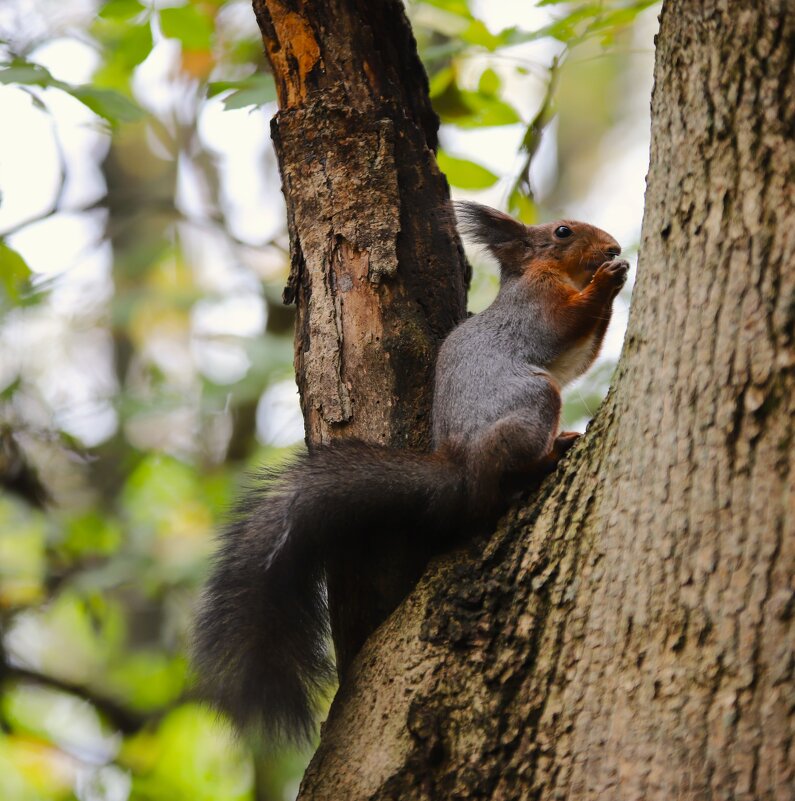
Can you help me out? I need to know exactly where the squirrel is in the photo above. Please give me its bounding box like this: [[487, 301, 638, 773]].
[[193, 201, 629, 743]]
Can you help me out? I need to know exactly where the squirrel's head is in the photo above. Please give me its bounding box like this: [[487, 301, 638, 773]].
[[455, 201, 621, 289]]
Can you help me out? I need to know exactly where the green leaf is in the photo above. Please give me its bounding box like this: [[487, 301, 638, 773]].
[[208, 73, 277, 110], [123, 705, 253, 800], [413, 5, 471, 38], [68, 85, 145, 124], [91, 21, 153, 90], [509, 190, 537, 224], [585, 2, 660, 43], [419, 39, 468, 65], [0, 58, 145, 124], [432, 79, 521, 128], [428, 65, 454, 98], [421, 0, 473, 18], [61, 511, 123, 557], [108, 651, 186, 710], [98, 0, 145, 20], [225, 36, 264, 67], [0, 62, 59, 88], [0, 242, 31, 304], [437, 151, 499, 189], [160, 5, 213, 50], [457, 91, 521, 128], [478, 67, 500, 96], [430, 75, 470, 117], [514, 2, 658, 48], [461, 20, 512, 51], [509, 5, 603, 45]]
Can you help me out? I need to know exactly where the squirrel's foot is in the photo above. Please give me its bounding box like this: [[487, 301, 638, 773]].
[[552, 431, 580, 460], [529, 434, 580, 481]]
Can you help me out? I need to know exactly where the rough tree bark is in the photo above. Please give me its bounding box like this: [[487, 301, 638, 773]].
[[290, 1, 794, 799], [251, 0, 468, 672]]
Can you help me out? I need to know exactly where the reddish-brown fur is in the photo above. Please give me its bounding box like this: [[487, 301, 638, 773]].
[[522, 226, 624, 376]]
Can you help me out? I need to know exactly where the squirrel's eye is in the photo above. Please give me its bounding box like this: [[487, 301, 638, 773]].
[[554, 225, 573, 239]]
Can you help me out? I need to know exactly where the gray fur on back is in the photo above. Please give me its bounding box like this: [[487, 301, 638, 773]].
[[432, 276, 562, 447]]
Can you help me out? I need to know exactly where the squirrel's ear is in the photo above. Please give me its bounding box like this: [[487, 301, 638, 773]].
[[454, 202, 530, 279]]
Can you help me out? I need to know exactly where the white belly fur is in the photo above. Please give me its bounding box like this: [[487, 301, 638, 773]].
[[547, 335, 598, 387]]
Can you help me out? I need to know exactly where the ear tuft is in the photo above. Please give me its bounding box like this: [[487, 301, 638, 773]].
[[454, 202, 529, 277]]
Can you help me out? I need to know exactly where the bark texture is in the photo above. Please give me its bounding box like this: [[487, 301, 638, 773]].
[[298, 1, 795, 798], [251, 0, 468, 671]]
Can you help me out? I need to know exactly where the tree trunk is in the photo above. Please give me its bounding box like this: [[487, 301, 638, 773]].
[[251, 0, 468, 673], [296, 1, 795, 798]]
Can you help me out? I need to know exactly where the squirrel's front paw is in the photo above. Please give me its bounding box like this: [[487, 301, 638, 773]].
[[595, 258, 630, 291]]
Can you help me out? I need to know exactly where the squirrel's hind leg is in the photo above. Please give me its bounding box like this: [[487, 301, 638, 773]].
[[464, 376, 563, 516]]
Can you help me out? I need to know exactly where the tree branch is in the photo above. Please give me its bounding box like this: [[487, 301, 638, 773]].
[[3, 664, 153, 735]]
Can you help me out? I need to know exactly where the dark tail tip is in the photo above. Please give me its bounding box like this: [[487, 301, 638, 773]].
[[191, 472, 333, 745]]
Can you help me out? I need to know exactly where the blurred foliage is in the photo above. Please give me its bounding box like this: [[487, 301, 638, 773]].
[[0, 1, 657, 799], [0, 59, 145, 124]]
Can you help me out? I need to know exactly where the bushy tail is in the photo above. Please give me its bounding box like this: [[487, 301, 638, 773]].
[[193, 440, 465, 743]]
